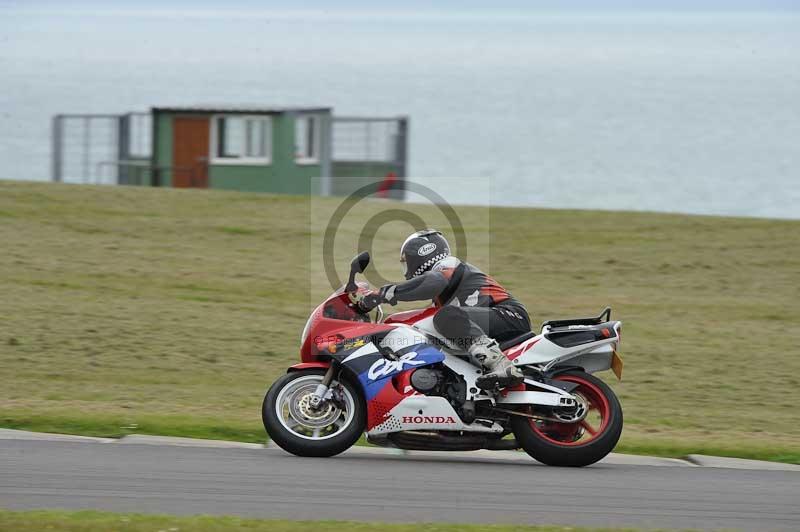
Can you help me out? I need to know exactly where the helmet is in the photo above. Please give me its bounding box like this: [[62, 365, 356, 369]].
[[400, 229, 451, 280]]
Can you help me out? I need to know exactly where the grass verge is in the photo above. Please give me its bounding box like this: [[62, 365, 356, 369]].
[[0, 509, 673, 532]]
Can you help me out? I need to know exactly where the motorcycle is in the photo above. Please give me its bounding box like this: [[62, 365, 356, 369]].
[[263, 252, 624, 467]]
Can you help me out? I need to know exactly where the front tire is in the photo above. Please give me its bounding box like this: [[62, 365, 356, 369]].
[[512, 370, 623, 467], [263, 369, 366, 457]]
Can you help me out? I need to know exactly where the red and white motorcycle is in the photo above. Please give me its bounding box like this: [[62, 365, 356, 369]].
[[263, 252, 624, 467]]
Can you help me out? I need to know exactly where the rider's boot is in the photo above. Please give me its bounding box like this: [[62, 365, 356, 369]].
[[470, 335, 523, 390]]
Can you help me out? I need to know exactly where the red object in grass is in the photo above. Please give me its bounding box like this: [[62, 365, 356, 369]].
[[376, 172, 398, 198]]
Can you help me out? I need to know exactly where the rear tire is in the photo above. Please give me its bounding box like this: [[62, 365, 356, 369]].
[[263, 369, 366, 457], [511, 370, 623, 467]]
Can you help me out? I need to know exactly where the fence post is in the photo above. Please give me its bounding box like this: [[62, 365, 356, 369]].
[[319, 113, 333, 196], [83, 116, 91, 183], [51, 115, 63, 182], [395, 118, 408, 200], [396, 117, 409, 178], [118, 115, 130, 185]]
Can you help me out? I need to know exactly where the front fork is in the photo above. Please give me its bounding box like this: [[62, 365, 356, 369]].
[[308, 360, 340, 409]]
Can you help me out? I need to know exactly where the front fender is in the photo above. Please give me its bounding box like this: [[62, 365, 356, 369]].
[[287, 361, 331, 372]]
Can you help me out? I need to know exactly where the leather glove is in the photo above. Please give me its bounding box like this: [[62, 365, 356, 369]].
[[378, 284, 398, 305], [359, 292, 384, 312]]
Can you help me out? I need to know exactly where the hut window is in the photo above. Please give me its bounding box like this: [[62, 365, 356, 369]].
[[212, 115, 271, 164], [295, 115, 320, 164]]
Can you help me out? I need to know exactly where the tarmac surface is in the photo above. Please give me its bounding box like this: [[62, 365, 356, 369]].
[[1, 433, 799, 530]]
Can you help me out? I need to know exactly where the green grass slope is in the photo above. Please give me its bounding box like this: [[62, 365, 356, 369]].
[[1, 181, 799, 462]]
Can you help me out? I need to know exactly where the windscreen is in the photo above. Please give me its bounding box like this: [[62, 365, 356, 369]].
[[300, 282, 371, 345]]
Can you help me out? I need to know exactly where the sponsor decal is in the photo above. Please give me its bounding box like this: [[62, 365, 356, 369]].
[[506, 337, 541, 361], [402, 415, 457, 424], [341, 338, 366, 350], [367, 352, 426, 380], [417, 243, 437, 256]]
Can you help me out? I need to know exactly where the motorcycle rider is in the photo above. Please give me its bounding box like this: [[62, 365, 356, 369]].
[[361, 229, 531, 389]]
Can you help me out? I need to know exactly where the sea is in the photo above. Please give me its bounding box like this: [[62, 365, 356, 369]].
[[1, 4, 799, 218]]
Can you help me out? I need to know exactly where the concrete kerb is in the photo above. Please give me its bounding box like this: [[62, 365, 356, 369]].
[[2, 429, 797, 470], [0, 428, 114, 443]]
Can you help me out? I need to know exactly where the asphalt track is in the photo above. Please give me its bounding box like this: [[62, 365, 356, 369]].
[[1, 438, 799, 531]]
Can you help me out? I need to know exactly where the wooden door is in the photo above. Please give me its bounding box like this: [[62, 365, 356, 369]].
[[172, 117, 210, 188]]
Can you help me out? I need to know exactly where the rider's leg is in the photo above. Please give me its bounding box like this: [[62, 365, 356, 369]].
[[432, 304, 484, 350], [468, 305, 531, 388], [433, 305, 524, 389]]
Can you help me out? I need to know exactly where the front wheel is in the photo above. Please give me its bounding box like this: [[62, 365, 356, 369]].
[[512, 370, 623, 467], [262, 369, 366, 457]]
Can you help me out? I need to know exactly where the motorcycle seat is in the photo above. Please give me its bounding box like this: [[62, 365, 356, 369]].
[[546, 322, 615, 348], [499, 331, 536, 351]]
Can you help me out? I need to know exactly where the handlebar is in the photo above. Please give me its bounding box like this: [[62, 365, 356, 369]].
[[353, 291, 383, 323]]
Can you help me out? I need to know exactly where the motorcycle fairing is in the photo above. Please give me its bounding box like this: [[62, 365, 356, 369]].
[[510, 321, 622, 374], [324, 337, 447, 431], [367, 394, 502, 436], [302, 322, 395, 362], [331, 339, 503, 435], [383, 307, 438, 325], [344, 342, 445, 401], [382, 322, 489, 402], [441, 351, 487, 402]]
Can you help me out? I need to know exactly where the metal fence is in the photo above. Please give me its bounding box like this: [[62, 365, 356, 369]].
[[332, 116, 407, 172], [330, 116, 407, 199], [52, 112, 151, 184]]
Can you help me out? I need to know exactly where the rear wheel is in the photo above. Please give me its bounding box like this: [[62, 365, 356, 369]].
[[511, 370, 622, 467], [262, 369, 365, 457]]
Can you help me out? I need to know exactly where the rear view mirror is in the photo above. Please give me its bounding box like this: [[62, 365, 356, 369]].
[[345, 251, 370, 293], [352, 251, 370, 273]]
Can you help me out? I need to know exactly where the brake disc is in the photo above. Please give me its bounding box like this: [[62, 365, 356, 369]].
[[288, 386, 341, 429]]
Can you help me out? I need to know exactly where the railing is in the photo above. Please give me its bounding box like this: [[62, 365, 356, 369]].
[[52, 112, 151, 184], [332, 116, 407, 169]]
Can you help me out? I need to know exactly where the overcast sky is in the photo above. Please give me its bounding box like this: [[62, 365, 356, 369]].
[[2, 0, 798, 10]]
